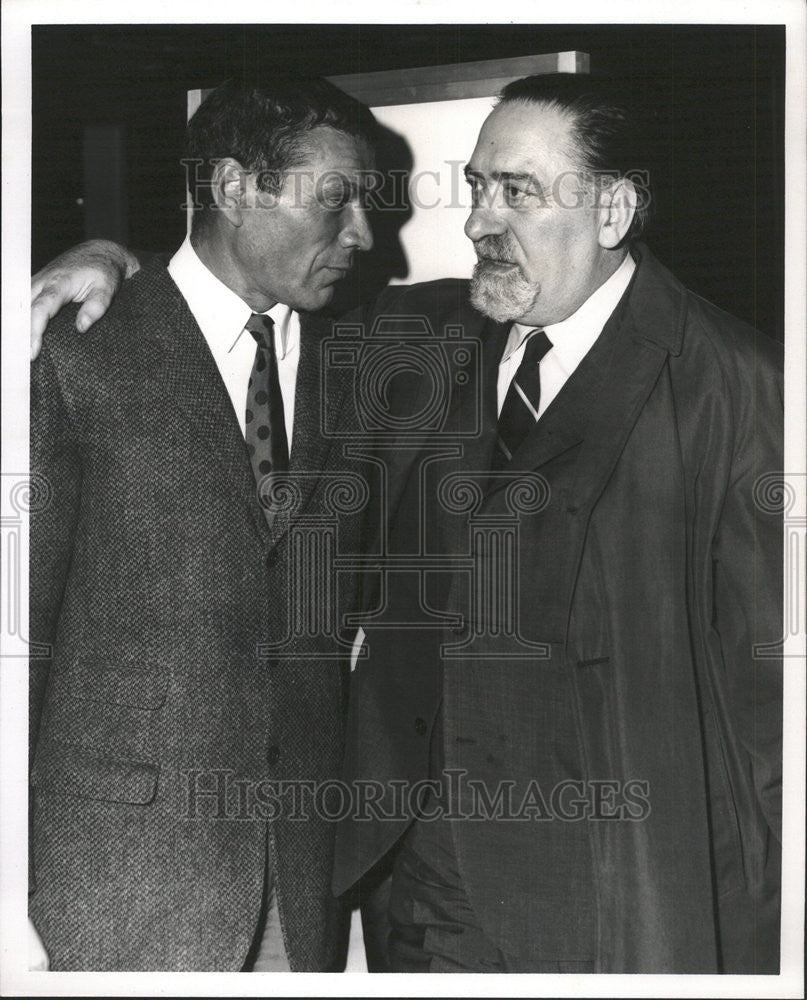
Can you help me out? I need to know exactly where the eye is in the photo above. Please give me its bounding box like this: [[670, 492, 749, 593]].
[[317, 173, 353, 210], [320, 188, 350, 210], [503, 181, 531, 206]]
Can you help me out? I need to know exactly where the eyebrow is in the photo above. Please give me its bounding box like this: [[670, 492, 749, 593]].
[[463, 166, 540, 184], [319, 174, 366, 198]]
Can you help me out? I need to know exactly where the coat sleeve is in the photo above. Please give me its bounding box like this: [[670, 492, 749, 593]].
[[29, 341, 83, 897], [711, 341, 783, 842], [29, 343, 82, 774]]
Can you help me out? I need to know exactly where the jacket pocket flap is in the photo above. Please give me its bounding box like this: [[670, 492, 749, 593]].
[[61, 663, 169, 709], [31, 741, 159, 804]]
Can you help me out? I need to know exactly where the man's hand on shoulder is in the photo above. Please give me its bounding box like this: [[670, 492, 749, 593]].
[[30, 240, 140, 360]]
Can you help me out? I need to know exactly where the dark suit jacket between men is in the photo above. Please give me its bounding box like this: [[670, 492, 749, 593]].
[[335, 244, 783, 973], [29, 260, 373, 970]]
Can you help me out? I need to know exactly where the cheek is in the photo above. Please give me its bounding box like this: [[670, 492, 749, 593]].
[[515, 224, 562, 278], [299, 222, 340, 265], [543, 213, 593, 262], [317, 214, 345, 246]]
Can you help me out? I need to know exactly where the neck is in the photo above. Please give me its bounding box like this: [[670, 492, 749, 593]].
[[537, 247, 630, 327], [584, 247, 630, 301], [190, 226, 278, 312]]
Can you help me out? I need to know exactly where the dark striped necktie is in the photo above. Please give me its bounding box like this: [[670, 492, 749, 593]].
[[245, 313, 289, 523], [494, 328, 552, 468]]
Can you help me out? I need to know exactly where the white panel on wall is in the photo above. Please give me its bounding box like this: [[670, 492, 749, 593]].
[[371, 96, 496, 285]]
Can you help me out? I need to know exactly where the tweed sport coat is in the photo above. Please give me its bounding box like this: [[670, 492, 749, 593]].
[[29, 259, 374, 970], [334, 244, 783, 973]]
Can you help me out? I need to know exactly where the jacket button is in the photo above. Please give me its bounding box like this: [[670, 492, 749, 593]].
[[266, 745, 280, 767], [265, 548, 279, 567], [414, 717, 428, 736]]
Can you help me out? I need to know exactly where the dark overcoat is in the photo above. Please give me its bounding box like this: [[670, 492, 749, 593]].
[[334, 244, 783, 973]]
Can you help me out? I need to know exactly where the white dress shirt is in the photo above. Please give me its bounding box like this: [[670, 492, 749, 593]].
[[496, 252, 636, 417], [168, 236, 300, 448]]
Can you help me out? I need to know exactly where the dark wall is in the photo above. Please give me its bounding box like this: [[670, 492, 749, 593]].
[[32, 24, 784, 340]]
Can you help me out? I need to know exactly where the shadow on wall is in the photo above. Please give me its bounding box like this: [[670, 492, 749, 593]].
[[329, 123, 414, 317]]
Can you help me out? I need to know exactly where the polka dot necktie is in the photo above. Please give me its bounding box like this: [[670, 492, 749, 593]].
[[244, 313, 289, 523], [494, 328, 552, 468]]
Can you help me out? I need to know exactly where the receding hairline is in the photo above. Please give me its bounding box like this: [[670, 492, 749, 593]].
[[480, 97, 590, 173], [286, 123, 374, 161]]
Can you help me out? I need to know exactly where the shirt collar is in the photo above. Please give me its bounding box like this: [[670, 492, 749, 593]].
[[264, 302, 297, 360], [168, 236, 298, 358], [501, 252, 637, 373]]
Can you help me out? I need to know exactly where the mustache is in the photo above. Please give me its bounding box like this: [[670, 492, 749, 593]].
[[473, 236, 517, 263]]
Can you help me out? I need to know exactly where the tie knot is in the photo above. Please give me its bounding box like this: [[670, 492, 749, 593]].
[[523, 328, 552, 366], [245, 313, 276, 351]]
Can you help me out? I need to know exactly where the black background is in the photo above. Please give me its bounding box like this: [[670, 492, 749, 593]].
[[32, 24, 785, 339]]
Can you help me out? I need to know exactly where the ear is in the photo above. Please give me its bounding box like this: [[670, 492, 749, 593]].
[[210, 157, 251, 228], [597, 176, 637, 249]]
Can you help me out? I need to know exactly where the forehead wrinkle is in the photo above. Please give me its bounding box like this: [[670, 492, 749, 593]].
[[277, 128, 373, 204], [286, 126, 373, 170]]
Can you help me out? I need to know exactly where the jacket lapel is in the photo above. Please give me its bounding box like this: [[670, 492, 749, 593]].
[[451, 314, 510, 474], [271, 311, 353, 539], [485, 308, 615, 492], [144, 268, 269, 542]]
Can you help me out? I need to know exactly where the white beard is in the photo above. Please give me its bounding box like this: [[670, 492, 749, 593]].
[[468, 248, 540, 323]]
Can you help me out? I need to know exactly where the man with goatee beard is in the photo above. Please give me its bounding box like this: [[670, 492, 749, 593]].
[[334, 73, 782, 974], [30, 73, 782, 975]]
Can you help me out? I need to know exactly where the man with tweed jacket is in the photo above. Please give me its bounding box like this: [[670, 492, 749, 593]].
[[28, 77, 376, 971]]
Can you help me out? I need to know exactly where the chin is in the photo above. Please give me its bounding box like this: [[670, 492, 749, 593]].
[[295, 285, 335, 313], [314, 287, 335, 308], [470, 264, 539, 323]]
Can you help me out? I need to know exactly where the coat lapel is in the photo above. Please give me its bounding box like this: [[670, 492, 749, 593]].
[[485, 244, 687, 512], [355, 306, 506, 611], [566, 244, 686, 511]]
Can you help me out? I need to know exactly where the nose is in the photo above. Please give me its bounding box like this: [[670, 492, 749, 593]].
[[340, 203, 373, 253], [464, 198, 506, 244]]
